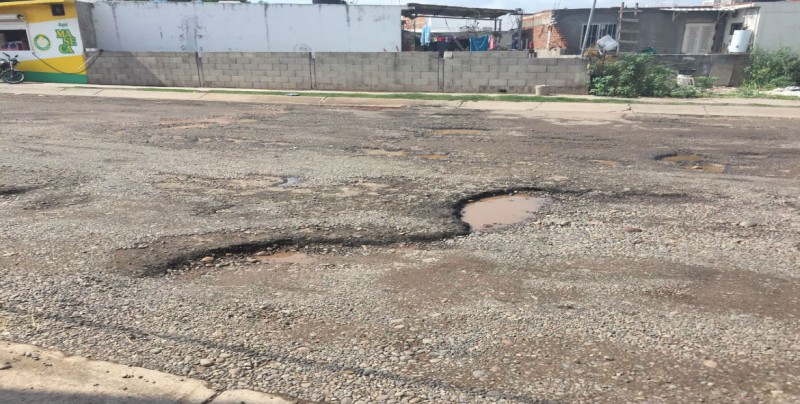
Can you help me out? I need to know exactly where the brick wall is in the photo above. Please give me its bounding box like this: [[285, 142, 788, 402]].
[[88, 51, 589, 94], [530, 25, 569, 50]]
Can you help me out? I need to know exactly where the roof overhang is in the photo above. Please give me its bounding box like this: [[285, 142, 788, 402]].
[[403, 3, 518, 20], [660, 4, 757, 12], [659, 4, 757, 21]]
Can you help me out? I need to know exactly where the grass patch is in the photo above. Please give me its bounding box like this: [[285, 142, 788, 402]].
[[123, 86, 634, 104]]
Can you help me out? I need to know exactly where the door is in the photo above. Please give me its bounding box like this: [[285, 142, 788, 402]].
[[682, 23, 715, 54]]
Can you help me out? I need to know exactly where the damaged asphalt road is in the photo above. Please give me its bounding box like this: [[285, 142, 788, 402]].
[[0, 94, 799, 403]]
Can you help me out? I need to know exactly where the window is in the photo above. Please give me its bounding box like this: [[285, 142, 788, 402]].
[[51, 4, 65, 16], [0, 30, 29, 51], [580, 23, 617, 48], [729, 22, 743, 35], [682, 23, 715, 54]]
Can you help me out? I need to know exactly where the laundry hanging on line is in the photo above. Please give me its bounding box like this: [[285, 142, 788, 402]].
[[469, 35, 490, 52]]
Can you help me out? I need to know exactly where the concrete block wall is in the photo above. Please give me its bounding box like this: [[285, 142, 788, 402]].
[[443, 52, 586, 94], [314, 52, 440, 92], [88, 52, 201, 87], [88, 51, 589, 94], [200, 53, 312, 90]]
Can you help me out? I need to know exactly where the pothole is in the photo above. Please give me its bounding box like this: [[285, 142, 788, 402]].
[[0, 185, 35, 196], [281, 177, 303, 187], [253, 250, 316, 265], [460, 193, 550, 232], [117, 186, 577, 277], [430, 128, 484, 136], [656, 154, 725, 173]]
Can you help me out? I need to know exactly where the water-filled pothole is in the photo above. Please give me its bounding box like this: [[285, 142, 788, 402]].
[[118, 187, 576, 277], [460, 194, 550, 232], [657, 154, 725, 173]]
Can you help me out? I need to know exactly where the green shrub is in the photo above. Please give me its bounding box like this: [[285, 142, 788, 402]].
[[694, 76, 717, 90], [742, 47, 800, 90], [589, 54, 688, 98], [669, 85, 701, 98]]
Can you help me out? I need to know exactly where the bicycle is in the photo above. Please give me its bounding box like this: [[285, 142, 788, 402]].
[[1, 53, 25, 84]]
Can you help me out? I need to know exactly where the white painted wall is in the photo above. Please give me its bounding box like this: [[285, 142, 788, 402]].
[[751, 1, 800, 53], [88, 2, 402, 52]]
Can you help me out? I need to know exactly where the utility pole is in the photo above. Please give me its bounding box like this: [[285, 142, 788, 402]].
[[580, 0, 598, 56], [516, 8, 523, 50]]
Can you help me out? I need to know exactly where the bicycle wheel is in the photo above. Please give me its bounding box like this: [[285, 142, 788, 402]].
[[1, 70, 24, 84]]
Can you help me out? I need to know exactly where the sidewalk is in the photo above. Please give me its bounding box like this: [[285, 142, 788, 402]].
[[2, 82, 799, 119], [0, 341, 295, 404]]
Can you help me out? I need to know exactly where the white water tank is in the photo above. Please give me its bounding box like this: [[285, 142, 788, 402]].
[[728, 30, 752, 53]]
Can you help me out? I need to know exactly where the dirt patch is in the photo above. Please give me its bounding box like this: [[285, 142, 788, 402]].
[[378, 254, 530, 305], [555, 259, 800, 319], [153, 175, 284, 196], [415, 154, 449, 160], [159, 117, 258, 129], [590, 160, 620, 168], [430, 129, 484, 136], [657, 154, 726, 173], [362, 149, 408, 157]]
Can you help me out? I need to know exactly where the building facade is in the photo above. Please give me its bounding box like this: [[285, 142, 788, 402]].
[[0, 0, 87, 83]]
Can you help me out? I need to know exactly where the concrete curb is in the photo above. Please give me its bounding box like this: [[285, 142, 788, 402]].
[[0, 341, 298, 404], [1, 83, 799, 119]]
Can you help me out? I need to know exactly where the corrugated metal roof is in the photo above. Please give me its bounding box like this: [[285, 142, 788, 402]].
[[660, 4, 756, 12]]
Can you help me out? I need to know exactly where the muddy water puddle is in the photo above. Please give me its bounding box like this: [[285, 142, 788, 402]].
[[461, 194, 549, 231], [658, 155, 725, 173]]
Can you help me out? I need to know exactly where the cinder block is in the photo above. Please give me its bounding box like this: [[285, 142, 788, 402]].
[[546, 65, 568, 73], [544, 79, 567, 87], [526, 65, 547, 73]]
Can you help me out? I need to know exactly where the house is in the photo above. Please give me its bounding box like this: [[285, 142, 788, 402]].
[[524, 0, 800, 56], [0, 0, 88, 83]]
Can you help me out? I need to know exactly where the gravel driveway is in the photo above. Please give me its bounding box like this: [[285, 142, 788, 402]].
[[1, 94, 798, 403]]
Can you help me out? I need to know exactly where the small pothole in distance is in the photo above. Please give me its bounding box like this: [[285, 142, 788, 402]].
[[656, 153, 725, 173]]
